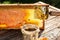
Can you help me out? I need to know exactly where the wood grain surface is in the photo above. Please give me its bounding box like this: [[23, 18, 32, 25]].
[[0, 30, 23, 40]]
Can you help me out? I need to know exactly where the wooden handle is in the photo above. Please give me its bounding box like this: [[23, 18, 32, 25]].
[[49, 11, 60, 16]]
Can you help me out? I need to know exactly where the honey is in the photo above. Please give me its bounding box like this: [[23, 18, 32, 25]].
[[39, 37, 48, 40], [0, 4, 49, 29]]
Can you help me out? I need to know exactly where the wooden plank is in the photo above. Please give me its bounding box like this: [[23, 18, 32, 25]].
[[37, 2, 60, 40], [0, 4, 49, 6], [0, 30, 23, 40]]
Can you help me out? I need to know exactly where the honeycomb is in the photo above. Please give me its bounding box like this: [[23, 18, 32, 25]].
[[0, 5, 47, 29]]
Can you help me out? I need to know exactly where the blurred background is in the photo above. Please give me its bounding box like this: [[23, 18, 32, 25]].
[[0, 0, 60, 8]]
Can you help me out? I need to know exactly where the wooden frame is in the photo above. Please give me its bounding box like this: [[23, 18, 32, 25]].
[[0, 4, 49, 29]]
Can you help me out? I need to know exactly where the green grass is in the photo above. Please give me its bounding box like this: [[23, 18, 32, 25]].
[[3, 1, 10, 4]]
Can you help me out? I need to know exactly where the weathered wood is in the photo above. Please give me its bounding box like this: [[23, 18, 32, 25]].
[[49, 11, 60, 16], [0, 4, 49, 7]]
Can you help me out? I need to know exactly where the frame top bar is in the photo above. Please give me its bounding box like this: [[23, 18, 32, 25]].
[[0, 4, 49, 7]]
